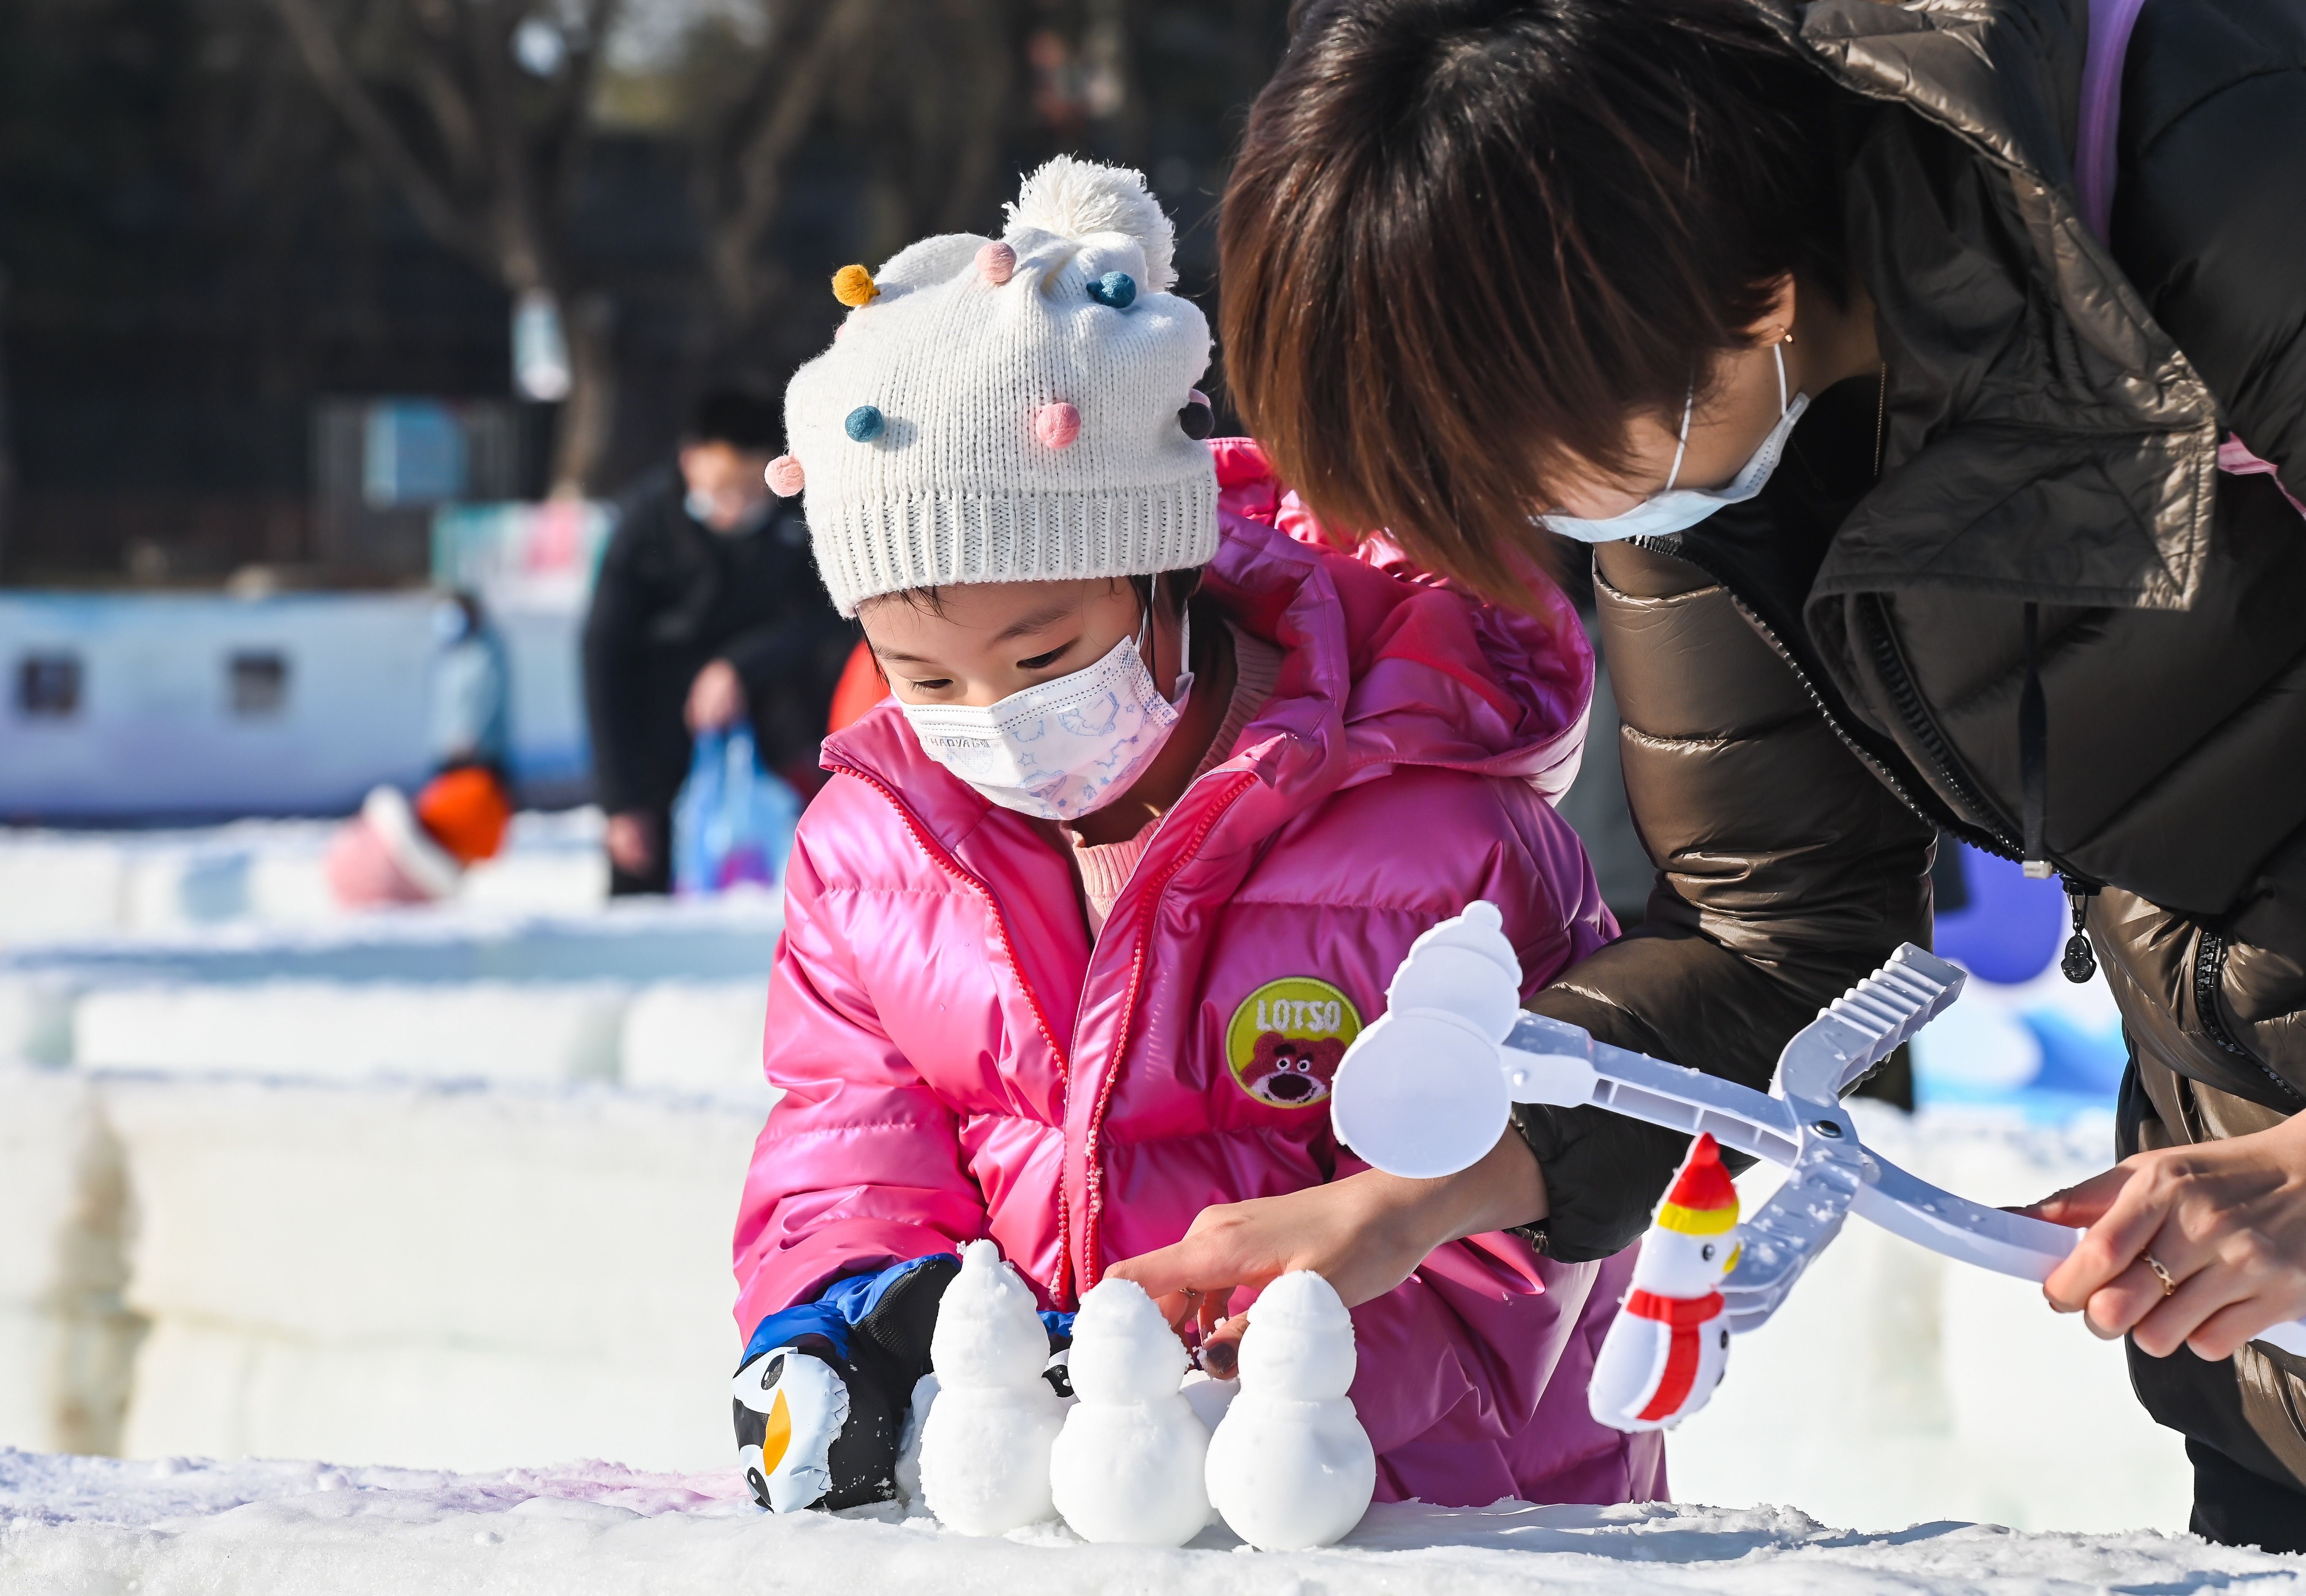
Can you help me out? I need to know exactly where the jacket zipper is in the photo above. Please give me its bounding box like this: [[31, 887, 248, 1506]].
[[2192, 929, 2306, 1106], [1631, 537, 2045, 870], [826, 760, 1081, 1304], [1075, 772, 1258, 1291], [1857, 595, 2036, 865], [1630, 538, 1993, 854]]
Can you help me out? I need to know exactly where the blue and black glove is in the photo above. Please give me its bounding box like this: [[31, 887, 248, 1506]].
[[731, 1253, 1077, 1512]]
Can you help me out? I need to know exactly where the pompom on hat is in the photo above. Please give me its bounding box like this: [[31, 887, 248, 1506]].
[[781, 158, 1218, 616]]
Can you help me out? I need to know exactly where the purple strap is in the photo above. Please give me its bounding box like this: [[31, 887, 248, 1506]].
[[2076, 0, 2301, 516], [2075, 0, 2148, 242]]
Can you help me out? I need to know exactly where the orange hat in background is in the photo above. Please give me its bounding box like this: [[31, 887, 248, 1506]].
[[415, 765, 512, 866]]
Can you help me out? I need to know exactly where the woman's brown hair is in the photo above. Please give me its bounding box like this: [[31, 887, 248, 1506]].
[[1219, 0, 1853, 602]]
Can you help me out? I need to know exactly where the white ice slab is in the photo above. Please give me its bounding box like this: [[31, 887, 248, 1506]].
[[105, 1076, 758, 1471], [0, 840, 130, 945], [0, 1066, 140, 1455], [0, 809, 609, 945], [618, 981, 774, 1105], [3, 1452, 2299, 1596], [74, 981, 631, 1085]]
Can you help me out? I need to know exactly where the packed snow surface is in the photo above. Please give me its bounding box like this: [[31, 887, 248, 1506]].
[[3, 1450, 2298, 1595]]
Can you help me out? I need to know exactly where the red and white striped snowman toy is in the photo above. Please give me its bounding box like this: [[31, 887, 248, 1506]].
[[1588, 1132, 1742, 1431]]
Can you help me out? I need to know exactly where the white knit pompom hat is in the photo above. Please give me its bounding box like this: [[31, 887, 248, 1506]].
[[770, 158, 1219, 617]]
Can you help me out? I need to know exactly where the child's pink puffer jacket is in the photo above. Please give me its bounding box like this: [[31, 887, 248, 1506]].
[[735, 440, 1665, 1508]]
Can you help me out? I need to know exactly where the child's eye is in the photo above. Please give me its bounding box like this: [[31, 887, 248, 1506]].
[[1016, 646, 1067, 671], [907, 677, 954, 692]]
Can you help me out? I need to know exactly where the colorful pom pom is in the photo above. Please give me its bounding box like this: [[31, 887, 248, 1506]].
[[764, 455, 806, 496], [845, 405, 886, 443], [1189, 388, 1210, 407], [1177, 397, 1215, 440], [1035, 402, 1081, 449], [976, 242, 1016, 286], [1086, 271, 1137, 309], [831, 264, 880, 308]]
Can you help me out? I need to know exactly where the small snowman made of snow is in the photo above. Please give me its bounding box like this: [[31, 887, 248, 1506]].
[[1049, 1276, 1212, 1545], [916, 1240, 1063, 1534], [1203, 1269, 1376, 1550]]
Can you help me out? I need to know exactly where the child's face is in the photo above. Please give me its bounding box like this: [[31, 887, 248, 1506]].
[[860, 578, 1173, 708]]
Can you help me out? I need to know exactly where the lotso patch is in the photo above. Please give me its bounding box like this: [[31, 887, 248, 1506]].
[[1225, 978, 1363, 1109]]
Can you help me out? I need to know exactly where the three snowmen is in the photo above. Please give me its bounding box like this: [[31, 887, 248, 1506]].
[[914, 1239, 1376, 1549]]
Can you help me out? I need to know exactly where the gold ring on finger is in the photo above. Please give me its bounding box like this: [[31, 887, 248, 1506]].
[[2144, 1253, 2177, 1298]]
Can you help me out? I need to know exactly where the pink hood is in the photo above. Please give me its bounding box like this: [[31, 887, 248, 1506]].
[[734, 441, 1655, 1507]]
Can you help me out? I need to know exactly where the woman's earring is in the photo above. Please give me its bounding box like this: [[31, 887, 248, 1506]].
[[1779, 328, 1796, 345]]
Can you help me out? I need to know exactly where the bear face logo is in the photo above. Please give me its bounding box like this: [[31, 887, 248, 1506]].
[[1242, 1032, 1346, 1107], [1224, 978, 1362, 1111]]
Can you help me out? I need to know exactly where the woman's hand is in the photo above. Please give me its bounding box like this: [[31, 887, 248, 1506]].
[[1104, 1128, 1547, 1373], [2027, 1113, 2306, 1361]]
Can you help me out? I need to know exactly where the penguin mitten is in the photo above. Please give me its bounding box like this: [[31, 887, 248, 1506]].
[[732, 1252, 960, 1511]]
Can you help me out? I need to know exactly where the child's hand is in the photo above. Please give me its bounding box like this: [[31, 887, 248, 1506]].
[[1105, 1128, 1548, 1369]]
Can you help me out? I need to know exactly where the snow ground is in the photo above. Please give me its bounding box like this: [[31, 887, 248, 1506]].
[[3, 1451, 2298, 1596], [0, 811, 781, 1093], [0, 810, 611, 946]]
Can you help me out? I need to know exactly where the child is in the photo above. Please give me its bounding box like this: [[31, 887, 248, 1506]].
[[728, 158, 1660, 1517]]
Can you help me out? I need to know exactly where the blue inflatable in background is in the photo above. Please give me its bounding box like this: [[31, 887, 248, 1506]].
[[1914, 841, 2128, 1120], [671, 727, 800, 897], [1932, 845, 2064, 984]]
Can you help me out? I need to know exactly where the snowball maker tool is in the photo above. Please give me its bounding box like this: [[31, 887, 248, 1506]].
[[1329, 902, 2306, 1358]]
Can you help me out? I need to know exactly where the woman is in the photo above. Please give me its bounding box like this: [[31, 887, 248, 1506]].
[[1141, 0, 2306, 1547]]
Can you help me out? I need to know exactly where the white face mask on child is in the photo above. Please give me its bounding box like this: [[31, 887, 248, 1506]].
[[899, 605, 1193, 823]]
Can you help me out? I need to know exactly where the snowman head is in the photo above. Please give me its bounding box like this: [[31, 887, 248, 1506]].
[[1631, 1133, 1741, 1298], [930, 1239, 1050, 1388], [1068, 1277, 1186, 1404], [1235, 1271, 1356, 1401]]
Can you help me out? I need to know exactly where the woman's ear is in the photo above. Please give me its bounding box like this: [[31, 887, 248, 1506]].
[[1745, 273, 1800, 348]]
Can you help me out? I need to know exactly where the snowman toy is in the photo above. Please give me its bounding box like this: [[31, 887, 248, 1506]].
[[1587, 1132, 1741, 1431]]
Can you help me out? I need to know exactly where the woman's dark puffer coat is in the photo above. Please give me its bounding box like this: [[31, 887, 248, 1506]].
[[1517, 0, 2306, 1501]]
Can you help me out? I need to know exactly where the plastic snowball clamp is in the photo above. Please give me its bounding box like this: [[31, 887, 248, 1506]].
[[1330, 902, 2306, 1359]]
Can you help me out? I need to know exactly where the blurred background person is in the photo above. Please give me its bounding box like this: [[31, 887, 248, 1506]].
[[324, 590, 515, 907], [583, 388, 852, 897]]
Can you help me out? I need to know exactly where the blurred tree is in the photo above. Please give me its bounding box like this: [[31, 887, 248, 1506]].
[[259, 0, 1031, 491], [0, 0, 1291, 577], [262, 0, 623, 490]]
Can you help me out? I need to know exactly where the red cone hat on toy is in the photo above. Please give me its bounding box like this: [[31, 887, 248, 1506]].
[[1653, 1132, 1739, 1237]]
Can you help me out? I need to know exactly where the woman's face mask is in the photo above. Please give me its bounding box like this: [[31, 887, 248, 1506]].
[[1544, 343, 1809, 544], [898, 602, 1193, 822]]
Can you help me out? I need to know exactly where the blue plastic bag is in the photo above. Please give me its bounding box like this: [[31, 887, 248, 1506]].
[[671, 726, 801, 896]]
